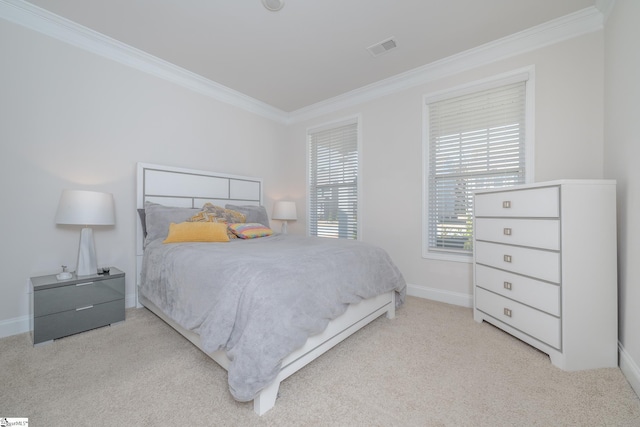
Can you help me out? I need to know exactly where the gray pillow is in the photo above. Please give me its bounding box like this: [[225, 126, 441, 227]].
[[137, 208, 147, 237], [225, 204, 270, 228], [144, 202, 200, 245]]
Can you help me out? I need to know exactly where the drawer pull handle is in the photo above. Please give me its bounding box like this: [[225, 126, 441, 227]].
[[504, 281, 512, 290], [503, 255, 512, 263], [502, 201, 511, 208], [503, 228, 512, 236], [76, 305, 94, 311], [504, 308, 512, 317], [76, 282, 94, 287]]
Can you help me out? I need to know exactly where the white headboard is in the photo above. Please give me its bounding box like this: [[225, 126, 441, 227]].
[[135, 162, 263, 306]]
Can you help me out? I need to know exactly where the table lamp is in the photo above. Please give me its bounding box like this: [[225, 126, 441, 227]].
[[55, 190, 115, 276], [272, 201, 297, 234]]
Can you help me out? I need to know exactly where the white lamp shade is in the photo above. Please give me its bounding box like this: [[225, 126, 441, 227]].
[[55, 190, 115, 226], [272, 201, 297, 221]]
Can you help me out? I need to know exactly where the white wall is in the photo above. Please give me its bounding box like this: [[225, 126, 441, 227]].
[[3, 0, 635, 398], [0, 19, 288, 334], [286, 31, 605, 303], [603, 0, 640, 396]]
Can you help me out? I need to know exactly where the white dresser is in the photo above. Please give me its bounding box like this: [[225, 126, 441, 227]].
[[473, 180, 618, 370]]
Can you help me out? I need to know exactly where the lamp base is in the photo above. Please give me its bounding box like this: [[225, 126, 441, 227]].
[[281, 221, 288, 234], [77, 227, 97, 276]]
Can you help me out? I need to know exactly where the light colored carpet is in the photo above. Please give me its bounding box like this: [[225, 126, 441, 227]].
[[1, 297, 639, 426]]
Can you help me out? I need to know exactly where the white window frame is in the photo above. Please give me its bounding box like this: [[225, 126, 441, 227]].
[[306, 115, 362, 240], [422, 67, 535, 262]]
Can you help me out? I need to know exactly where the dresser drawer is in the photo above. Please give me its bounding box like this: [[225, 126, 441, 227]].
[[475, 287, 560, 349], [475, 241, 560, 283], [475, 218, 560, 250], [475, 186, 559, 218], [475, 264, 560, 315], [34, 277, 125, 317], [33, 299, 124, 344]]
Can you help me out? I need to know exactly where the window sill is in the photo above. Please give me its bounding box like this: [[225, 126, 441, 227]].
[[422, 250, 473, 263]]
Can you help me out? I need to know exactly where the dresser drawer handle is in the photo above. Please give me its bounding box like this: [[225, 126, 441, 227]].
[[503, 281, 512, 290], [76, 282, 94, 287], [502, 201, 511, 208], [503, 308, 512, 317], [503, 255, 512, 263], [503, 228, 512, 236], [76, 305, 94, 311]]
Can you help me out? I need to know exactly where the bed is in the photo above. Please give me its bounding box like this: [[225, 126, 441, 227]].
[[135, 162, 406, 415]]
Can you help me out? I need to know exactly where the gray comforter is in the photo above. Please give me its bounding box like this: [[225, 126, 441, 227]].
[[140, 234, 406, 401]]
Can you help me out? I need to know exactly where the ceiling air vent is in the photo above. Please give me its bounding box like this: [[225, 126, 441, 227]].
[[366, 37, 397, 57]]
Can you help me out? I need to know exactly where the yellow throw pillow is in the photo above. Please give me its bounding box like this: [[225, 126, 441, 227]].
[[163, 222, 230, 243]]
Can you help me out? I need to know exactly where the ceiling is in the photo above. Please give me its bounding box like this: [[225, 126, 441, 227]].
[[24, 0, 597, 113]]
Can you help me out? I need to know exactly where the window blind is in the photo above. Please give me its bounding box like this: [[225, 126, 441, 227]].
[[427, 81, 526, 254], [308, 120, 358, 239]]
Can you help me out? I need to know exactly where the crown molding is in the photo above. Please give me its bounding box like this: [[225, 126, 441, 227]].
[[1, 1, 604, 126], [596, 0, 616, 23], [288, 6, 604, 124], [0, 0, 289, 124]]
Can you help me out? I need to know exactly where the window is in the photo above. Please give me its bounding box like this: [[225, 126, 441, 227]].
[[423, 72, 532, 260], [308, 117, 359, 239]]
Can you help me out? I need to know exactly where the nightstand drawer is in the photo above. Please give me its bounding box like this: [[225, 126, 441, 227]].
[[475, 287, 560, 349], [475, 264, 560, 316], [33, 299, 124, 344], [475, 218, 560, 250], [475, 241, 560, 283], [34, 276, 124, 317], [475, 186, 559, 218]]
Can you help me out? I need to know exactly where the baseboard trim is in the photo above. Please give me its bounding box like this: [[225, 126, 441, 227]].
[[407, 283, 473, 308], [1, 285, 470, 339], [0, 314, 29, 339], [126, 292, 137, 309], [2, 286, 636, 396], [406, 285, 640, 399], [619, 341, 640, 398]]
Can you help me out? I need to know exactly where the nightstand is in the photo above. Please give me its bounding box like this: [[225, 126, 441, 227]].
[[30, 267, 125, 345]]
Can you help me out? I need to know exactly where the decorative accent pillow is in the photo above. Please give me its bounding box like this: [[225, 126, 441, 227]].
[[144, 202, 201, 245], [228, 223, 273, 239], [225, 204, 270, 228], [188, 211, 225, 223], [163, 222, 229, 243], [201, 203, 246, 223], [188, 203, 246, 239]]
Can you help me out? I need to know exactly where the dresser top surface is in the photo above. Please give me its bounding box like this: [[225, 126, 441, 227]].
[[474, 179, 616, 195], [31, 267, 124, 289]]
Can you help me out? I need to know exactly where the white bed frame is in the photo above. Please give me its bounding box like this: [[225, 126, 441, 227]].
[[136, 162, 396, 415]]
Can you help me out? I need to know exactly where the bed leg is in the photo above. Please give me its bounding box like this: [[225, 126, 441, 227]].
[[386, 292, 396, 319], [253, 380, 280, 416]]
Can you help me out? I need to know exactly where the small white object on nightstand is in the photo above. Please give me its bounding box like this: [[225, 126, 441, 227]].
[[56, 265, 72, 280]]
